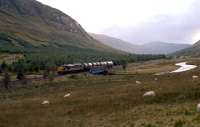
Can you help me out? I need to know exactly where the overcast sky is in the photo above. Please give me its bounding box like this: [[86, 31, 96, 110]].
[[38, 0, 200, 44]]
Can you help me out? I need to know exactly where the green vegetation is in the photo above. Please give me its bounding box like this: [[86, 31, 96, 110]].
[[2, 72, 11, 89], [7, 53, 165, 73], [16, 71, 24, 80], [0, 58, 200, 126], [173, 40, 200, 57], [0, 61, 7, 73], [120, 60, 128, 70], [0, 53, 23, 64]]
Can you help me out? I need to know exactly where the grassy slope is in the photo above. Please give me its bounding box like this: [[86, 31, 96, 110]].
[[0, 1, 120, 54], [174, 41, 200, 57], [0, 53, 23, 64], [1, 59, 200, 126]]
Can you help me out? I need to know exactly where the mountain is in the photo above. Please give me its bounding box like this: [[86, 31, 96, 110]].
[[139, 42, 191, 54], [90, 33, 139, 53], [0, 0, 117, 53], [91, 33, 191, 54], [174, 40, 200, 57]]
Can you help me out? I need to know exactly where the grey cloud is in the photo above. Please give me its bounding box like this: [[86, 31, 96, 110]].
[[102, 0, 200, 44]]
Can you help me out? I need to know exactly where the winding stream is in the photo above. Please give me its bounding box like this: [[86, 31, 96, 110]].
[[171, 62, 197, 73]]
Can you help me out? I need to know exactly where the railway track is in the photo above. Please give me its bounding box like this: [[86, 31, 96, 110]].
[[0, 62, 117, 88]]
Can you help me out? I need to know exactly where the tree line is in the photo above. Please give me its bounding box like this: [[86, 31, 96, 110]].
[[0, 52, 166, 89]]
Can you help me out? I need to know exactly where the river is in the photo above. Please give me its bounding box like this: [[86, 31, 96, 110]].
[[171, 62, 197, 73]]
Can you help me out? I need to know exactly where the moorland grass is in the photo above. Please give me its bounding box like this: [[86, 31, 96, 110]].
[[1, 59, 200, 126]]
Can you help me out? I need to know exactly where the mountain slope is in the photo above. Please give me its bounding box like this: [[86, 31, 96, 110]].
[[140, 42, 191, 54], [0, 0, 117, 53], [90, 33, 139, 53], [174, 40, 200, 56], [91, 33, 191, 54]]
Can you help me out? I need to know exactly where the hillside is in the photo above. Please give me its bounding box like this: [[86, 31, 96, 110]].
[[140, 42, 191, 54], [90, 33, 139, 53], [174, 40, 200, 57], [0, 0, 117, 53], [91, 34, 191, 54]]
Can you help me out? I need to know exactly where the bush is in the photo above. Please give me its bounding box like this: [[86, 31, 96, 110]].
[[1, 61, 7, 72], [43, 70, 49, 79], [174, 120, 185, 127], [2, 72, 10, 89], [17, 71, 24, 80], [120, 60, 128, 70]]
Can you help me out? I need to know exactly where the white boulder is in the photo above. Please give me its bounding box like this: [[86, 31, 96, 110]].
[[197, 103, 200, 112], [42, 100, 49, 105], [136, 81, 142, 84], [143, 91, 156, 97], [64, 93, 71, 98], [192, 75, 199, 79]]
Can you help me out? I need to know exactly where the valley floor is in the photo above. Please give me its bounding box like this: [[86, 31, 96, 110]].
[[1, 58, 200, 127]]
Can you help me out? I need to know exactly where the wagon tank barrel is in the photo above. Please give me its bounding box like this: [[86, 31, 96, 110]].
[[57, 61, 114, 75]]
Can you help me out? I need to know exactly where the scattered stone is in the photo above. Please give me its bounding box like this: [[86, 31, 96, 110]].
[[154, 73, 161, 76], [192, 75, 199, 79], [42, 100, 49, 105], [154, 72, 168, 76], [197, 103, 200, 112], [143, 91, 156, 97], [64, 93, 71, 98], [154, 78, 158, 81], [136, 81, 142, 84]]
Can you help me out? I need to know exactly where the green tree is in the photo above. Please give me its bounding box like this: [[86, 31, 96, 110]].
[[121, 60, 128, 70], [43, 70, 49, 79], [17, 71, 24, 80], [3, 72, 10, 89], [1, 61, 7, 72]]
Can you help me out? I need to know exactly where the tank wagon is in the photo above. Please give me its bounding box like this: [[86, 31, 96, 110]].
[[57, 61, 114, 75]]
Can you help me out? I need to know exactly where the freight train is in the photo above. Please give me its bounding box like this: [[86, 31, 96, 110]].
[[57, 61, 114, 75]]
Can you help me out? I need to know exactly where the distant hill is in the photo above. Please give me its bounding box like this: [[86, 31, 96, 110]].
[[139, 42, 191, 54], [0, 0, 118, 54], [90, 33, 138, 53], [91, 33, 191, 54], [174, 40, 200, 57]]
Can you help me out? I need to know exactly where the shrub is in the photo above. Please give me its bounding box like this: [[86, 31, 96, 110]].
[[1, 61, 7, 72], [174, 120, 185, 127], [17, 71, 24, 80], [2, 72, 10, 89]]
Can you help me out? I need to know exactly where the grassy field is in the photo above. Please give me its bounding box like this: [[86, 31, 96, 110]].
[[1, 59, 200, 127]]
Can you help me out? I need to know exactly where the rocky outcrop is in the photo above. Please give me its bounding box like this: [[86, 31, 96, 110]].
[[0, 0, 114, 53], [0, 0, 90, 39]]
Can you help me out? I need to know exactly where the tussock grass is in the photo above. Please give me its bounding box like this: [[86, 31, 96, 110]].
[[1, 59, 200, 126]]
